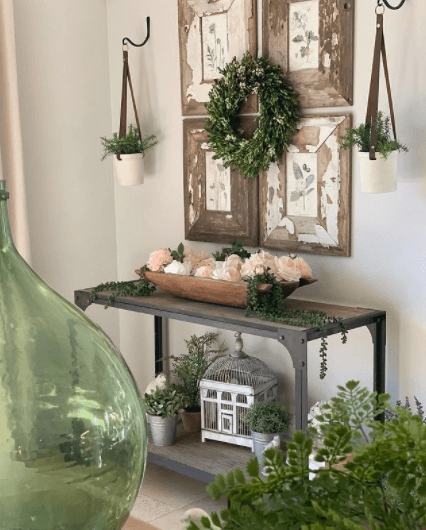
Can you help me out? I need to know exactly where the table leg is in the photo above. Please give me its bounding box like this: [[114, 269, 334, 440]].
[[155, 316, 164, 375], [367, 315, 386, 396], [278, 331, 308, 431]]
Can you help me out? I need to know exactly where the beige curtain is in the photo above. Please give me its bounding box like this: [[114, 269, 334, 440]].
[[0, 0, 30, 262]]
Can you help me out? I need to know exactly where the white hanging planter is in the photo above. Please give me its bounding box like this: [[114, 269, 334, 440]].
[[358, 151, 398, 194], [113, 153, 144, 186]]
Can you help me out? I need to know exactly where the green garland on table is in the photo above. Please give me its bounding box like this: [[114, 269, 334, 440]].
[[90, 266, 155, 309], [205, 53, 299, 179], [245, 272, 348, 379]]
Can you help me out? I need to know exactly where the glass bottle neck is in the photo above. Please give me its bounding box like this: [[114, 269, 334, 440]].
[[0, 180, 16, 251]]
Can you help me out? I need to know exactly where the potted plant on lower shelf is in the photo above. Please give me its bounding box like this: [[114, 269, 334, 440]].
[[142, 387, 185, 446], [167, 332, 226, 433], [101, 124, 158, 186], [185, 381, 426, 530], [243, 401, 291, 467], [340, 111, 408, 194]]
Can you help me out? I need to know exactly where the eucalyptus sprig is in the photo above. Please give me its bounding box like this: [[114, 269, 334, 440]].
[[213, 240, 251, 262], [244, 272, 347, 379], [171, 242, 185, 263], [90, 266, 155, 308]]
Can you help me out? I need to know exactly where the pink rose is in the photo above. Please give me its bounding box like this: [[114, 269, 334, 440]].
[[194, 266, 214, 278], [147, 248, 173, 272], [184, 251, 210, 274], [224, 254, 244, 271], [273, 256, 302, 282], [294, 256, 313, 279]]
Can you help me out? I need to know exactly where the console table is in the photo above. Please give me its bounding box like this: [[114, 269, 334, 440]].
[[74, 287, 386, 432]]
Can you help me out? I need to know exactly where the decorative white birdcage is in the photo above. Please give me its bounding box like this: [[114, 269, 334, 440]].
[[200, 333, 277, 449]]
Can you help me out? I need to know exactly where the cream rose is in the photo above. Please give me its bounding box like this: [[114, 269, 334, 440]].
[[224, 254, 244, 271], [273, 255, 301, 282], [294, 256, 313, 279], [194, 266, 214, 278], [213, 266, 242, 282]]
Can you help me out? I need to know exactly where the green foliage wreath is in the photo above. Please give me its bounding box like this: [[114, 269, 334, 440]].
[[205, 53, 299, 179]]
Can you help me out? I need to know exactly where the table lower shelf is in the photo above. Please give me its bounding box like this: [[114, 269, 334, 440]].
[[147, 422, 253, 483]]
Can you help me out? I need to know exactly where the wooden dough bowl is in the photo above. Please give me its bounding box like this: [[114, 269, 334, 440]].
[[138, 270, 317, 309]]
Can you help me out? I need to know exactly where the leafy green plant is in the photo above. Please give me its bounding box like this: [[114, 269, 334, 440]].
[[245, 272, 347, 379], [166, 333, 226, 412], [90, 266, 155, 308], [244, 401, 291, 434], [340, 111, 408, 160], [212, 240, 251, 261], [142, 387, 186, 418], [171, 242, 185, 263], [186, 381, 426, 530], [101, 124, 158, 160]]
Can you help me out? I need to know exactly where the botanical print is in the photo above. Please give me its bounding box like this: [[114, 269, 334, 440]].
[[289, 0, 319, 72], [286, 153, 317, 217], [205, 151, 231, 212], [201, 13, 229, 81]]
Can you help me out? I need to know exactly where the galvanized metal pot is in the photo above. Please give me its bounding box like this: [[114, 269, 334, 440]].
[[149, 414, 179, 446], [251, 431, 281, 467]]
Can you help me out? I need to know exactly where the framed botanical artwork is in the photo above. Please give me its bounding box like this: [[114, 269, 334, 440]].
[[259, 114, 351, 256], [178, 0, 257, 116], [184, 118, 259, 245], [262, 0, 354, 108]]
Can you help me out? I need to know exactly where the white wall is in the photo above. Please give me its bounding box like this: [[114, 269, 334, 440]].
[[13, 0, 120, 345]]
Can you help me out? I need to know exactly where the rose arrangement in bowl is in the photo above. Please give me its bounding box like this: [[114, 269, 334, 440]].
[[144, 242, 314, 285]]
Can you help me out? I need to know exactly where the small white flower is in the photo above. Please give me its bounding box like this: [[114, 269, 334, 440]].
[[163, 260, 191, 276]]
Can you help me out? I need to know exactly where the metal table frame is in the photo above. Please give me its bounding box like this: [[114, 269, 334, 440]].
[[74, 288, 386, 430]]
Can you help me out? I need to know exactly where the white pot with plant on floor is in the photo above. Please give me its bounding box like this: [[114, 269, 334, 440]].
[[340, 112, 408, 194], [142, 387, 185, 446], [244, 401, 292, 469], [101, 124, 158, 186]]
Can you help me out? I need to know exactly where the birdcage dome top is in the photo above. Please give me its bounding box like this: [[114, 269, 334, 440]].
[[202, 334, 275, 387]]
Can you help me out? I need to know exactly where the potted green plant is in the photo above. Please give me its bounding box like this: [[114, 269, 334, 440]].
[[142, 387, 185, 446], [340, 111, 408, 193], [167, 332, 225, 433], [101, 124, 158, 186], [185, 381, 426, 530], [243, 401, 291, 467]]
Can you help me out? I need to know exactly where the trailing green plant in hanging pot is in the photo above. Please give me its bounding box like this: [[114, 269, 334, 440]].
[[340, 112, 408, 194], [142, 387, 186, 446], [165, 332, 226, 433], [101, 124, 158, 186]]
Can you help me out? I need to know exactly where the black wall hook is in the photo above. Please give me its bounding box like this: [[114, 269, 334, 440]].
[[377, 0, 406, 10], [122, 16, 150, 47]]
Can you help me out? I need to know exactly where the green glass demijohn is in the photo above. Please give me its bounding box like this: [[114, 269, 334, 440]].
[[0, 180, 147, 529]]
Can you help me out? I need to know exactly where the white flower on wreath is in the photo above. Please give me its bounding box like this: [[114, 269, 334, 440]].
[[163, 260, 191, 276]]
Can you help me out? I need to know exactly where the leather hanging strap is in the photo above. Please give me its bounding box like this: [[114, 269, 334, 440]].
[[117, 49, 142, 160], [365, 12, 397, 160]]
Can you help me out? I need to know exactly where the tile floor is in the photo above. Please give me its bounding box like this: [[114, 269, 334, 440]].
[[127, 462, 228, 530]]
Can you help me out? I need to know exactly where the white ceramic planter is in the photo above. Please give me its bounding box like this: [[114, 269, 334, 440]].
[[358, 151, 398, 194], [113, 153, 144, 186]]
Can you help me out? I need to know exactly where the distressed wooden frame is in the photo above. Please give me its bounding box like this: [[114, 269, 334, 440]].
[[259, 114, 351, 256], [263, 0, 354, 108], [184, 118, 259, 245], [178, 0, 257, 116]]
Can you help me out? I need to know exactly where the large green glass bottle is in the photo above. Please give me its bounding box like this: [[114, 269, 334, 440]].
[[0, 180, 147, 529]]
